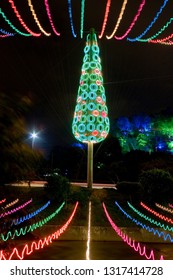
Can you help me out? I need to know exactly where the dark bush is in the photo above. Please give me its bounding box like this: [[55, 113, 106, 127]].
[[139, 168, 173, 202], [116, 181, 143, 202]]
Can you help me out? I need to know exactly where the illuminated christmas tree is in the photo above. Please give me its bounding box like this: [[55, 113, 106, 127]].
[[72, 28, 110, 188]]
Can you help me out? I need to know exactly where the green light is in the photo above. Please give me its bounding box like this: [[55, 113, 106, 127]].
[[72, 29, 110, 143]]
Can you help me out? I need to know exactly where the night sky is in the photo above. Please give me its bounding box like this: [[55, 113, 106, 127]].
[[1, 0, 173, 153]]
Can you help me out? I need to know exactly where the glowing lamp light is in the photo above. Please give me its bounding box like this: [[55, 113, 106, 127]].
[[72, 29, 110, 144]]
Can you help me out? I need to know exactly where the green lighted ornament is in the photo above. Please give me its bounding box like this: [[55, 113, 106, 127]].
[[72, 29, 110, 143]]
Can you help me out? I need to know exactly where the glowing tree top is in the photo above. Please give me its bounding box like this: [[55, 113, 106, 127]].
[[72, 29, 110, 143]]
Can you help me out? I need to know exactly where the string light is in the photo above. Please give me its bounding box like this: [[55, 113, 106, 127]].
[[99, 0, 112, 39], [127, 0, 169, 42], [150, 39, 173, 45], [0, 198, 6, 205], [0, 202, 78, 260], [27, 0, 51, 36], [0, 7, 31, 36], [44, 0, 60, 36], [155, 202, 173, 214], [68, 0, 77, 38], [106, 0, 128, 40], [169, 203, 173, 209], [128, 201, 173, 232], [86, 201, 91, 260], [114, 0, 145, 40], [115, 201, 173, 242], [11, 200, 51, 226], [102, 203, 164, 260], [3, 198, 19, 209], [80, 0, 85, 39], [0, 199, 32, 219], [141, 202, 173, 225], [140, 17, 173, 42], [8, 0, 41, 37], [0, 29, 14, 37], [1, 202, 65, 241]]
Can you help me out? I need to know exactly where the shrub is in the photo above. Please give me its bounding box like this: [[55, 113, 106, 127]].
[[139, 168, 173, 202], [116, 181, 143, 202]]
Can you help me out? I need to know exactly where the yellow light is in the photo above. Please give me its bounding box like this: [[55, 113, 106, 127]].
[[86, 201, 91, 260]]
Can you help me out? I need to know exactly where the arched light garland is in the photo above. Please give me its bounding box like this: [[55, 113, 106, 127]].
[[44, 0, 60, 36], [99, 0, 112, 39], [0, 7, 31, 36], [102, 203, 164, 260], [106, 0, 128, 40], [128, 201, 173, 232], [169, 203, 173, 208], [114, 0, 145, 40], [11, 200, 51, 226], [3, 198, 19, 209], [1, 202, 65, 241], [68, 0, 77, 38], [0, 199, 32, 218], [127, 0, 169, 42], [0, 198, 6, 205], [140, 16, 173, 42], [80, 0, 85, 39], [155, 202, 173, 214], [72, 29, 110, 143], [27, 0, 51, 36], [8, 0, 41, 37], [0, 202, 78, 260], [115, 201, 173, 242], [150, 39, 173, 45], [141, 202, 173, 225]]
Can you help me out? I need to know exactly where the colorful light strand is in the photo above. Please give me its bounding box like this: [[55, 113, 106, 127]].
[[0, 7, 31, 36], [68, 0, 77, 38], [8, 0, 41, 36], [99, 0, 112, 39], [80, 0, 85, 39], [44, 0, 60, 36], [115, 201, 173, 243], [27, 0, 51, 36], [0, 29, 14, 37], [1, 202, 65, 241], [128, 201, 173, 232], [86, 201, 91, 260], [127, 0, 169, 42], [0, 202, 78, 260], [141, 202, 173, 225], [169, 203, 173, 209], [11, 201, 51, 226], [114, 0, 145, 40], [141, 16, 173, 42], [0, 199, 32, 219], [102, 203, 164, 260], [3, 198, 19, 209], [0, 198, 6, 205], [155, 203, 173, 215], [106, 0, 128, 40]]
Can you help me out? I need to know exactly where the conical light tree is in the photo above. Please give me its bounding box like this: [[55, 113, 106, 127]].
[[72, 28, 110, 188]]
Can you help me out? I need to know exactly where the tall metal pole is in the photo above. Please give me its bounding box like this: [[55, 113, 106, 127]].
[[87, 142, 93, 189]]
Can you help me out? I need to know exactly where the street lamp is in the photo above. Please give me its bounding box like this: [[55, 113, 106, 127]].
[[30, 131, 38, 149]]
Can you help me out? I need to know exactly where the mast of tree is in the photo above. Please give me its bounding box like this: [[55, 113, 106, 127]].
[[72, 28, 110, 189]]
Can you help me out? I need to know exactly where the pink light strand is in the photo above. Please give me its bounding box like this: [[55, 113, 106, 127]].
[[44, 0, 60, 36], [149, 34, 173, 44], [0, 198, 6, 204], [106, 0, 128, 40], [141, 202, 173, 224], [99, 0, 112, 39], [102, 202, 164, 260], [114, 0, 146, 40], [8, 0, 41, 37], [0, 199, 32, 218], [0, 202, 78, 260], [169, 203, 173, 209]]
